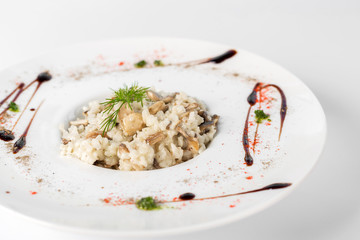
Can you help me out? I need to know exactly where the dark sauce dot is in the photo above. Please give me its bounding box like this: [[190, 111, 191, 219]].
[[247, 91, 257, 106], [0, 129, 15, 141], [37, 72, 52, 82], [244, 153, 254, 166], [179, 192, 196, 200], [13, 135, 26, 154], [30, 108, 35, 111]]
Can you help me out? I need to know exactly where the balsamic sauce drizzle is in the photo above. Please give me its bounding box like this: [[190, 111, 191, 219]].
[[13, 100, 44, 154], [11, 72, 52, 132], [242, 83, 261, 166], [177, 49, 238, 66], [165, 183, 291, 203], [203, 50, 238, 64], [0, 83, 25, 108], [261, 84, 287, 141], [242, 83, 287, 166], [0, 83, 25, 118], [0, 72, 52, 151]]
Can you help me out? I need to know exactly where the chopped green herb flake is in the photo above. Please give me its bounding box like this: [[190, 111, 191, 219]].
[[154, 60, 164, 67], [254, 110, 270, 124], [136, 197, 161, 211], [9, 102, 19, 112], [134, 60, 147, 68]]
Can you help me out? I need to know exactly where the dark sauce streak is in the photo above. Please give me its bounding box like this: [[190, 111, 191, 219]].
[[242, 83, 261, 166], [242, 83, 287, 166], [179, 192, 196, 200], [261, 84, 287, 140], [0, 83, 25, 118], [0, 72, 52, 146], [11, 72, 52, 131], [243, 106, 253, 166], [167, 183, 291, 203], [203, 49, 237, 64], [13, 100, 44, 154], [30, 108, 35, 111]]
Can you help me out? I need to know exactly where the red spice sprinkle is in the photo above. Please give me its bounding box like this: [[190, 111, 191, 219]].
[[118, 61, 124, 66], [186, 169, 190, 171], [246, 176, 253, 180], [30, 191, 37, 195], [5, 191, 10, 194], [229, 204, 236, 208], [103, 197, 112, 203]]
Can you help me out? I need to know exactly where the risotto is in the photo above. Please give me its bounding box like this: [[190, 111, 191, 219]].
[[60, 87, 219, 171]]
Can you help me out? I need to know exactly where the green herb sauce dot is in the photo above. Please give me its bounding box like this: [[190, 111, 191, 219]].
[[254, 109, 270, 124], [134, 60, 147, 68], [135, 197, 161, 211], [154, 60, 164, 67], [9, 102, 19, 112]]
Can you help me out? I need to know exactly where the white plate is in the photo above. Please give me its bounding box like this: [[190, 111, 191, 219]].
[[0, 38, 326, 237]]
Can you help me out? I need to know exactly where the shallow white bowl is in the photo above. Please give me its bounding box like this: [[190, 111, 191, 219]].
[[0, 38, 326, 237]]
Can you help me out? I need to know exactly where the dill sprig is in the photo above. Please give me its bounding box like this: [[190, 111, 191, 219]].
[[100, 83, 149, 134]]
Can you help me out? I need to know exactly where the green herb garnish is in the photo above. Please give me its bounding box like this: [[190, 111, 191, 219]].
[[154, 60, 164, 67], [136, 197, 161, 211], [100, 83, 149, 134], [9, 102, 19, 112], [134, 60, 147, 68], [254, 110, 270, 124]]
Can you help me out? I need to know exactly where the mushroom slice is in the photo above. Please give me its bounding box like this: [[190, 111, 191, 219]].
[[86, 131, 101, 139], [146, 90, 162, 102], [162, 93, 177, 104], [199, 114, 220, 134], [118, 104, 133, 120], [198, 110, 211, 122], [146, 132, 166, 145], [121, 112, 145, 136], [149, 101, 166, 115], [85, 131, 111, 139], [70, 119, 88, 126], [175, 126, 199, 154], [185, 103, 199, 111], [118, 143, 130, 154]]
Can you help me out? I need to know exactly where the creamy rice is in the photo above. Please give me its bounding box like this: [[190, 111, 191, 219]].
[[60, 90, 218, 171]]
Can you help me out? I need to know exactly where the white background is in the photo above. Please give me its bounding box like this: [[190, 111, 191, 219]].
[[0, 0, 359, 239]]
